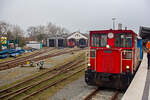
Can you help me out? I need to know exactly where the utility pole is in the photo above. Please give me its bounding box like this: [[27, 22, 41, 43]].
[[112, 18, 116, 30]]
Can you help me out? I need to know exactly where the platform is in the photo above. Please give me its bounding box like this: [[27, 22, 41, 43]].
[[122, 53, 150, 100]]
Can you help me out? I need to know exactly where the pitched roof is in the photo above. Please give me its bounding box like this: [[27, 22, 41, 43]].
[[67, 32, 88, 40]]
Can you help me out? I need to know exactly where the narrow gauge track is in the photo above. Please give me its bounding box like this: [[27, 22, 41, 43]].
[[111, 91, 119, 100], [22, 63, 86, 100], [0, 48, 52, 68], [0, 48, 83, 71], [0, 55, 86, 100], [84, 88, 100, 100], [83, 88, 120, 100]]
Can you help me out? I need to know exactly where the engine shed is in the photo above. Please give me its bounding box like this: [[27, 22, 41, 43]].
[[46, 34, 67, 48], [67, 32, 88, 48], [46, 32, 88, 48]]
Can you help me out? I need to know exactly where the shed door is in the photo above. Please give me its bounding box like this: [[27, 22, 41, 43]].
[[49, 39, 55, 47], [58, 39, 64, 47], [96, 49, 121, 73]]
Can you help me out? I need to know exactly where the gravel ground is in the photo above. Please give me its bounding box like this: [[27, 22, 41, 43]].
[[34, 48, 60, 58], [50, 76, 97, 100], [44, 51, 81, 68], [0, 49, 84, 87], [50, 76, 123, 100], [91, 90, 115, 100], [91, 90, 123, 100], [0, 66, 38, 87]]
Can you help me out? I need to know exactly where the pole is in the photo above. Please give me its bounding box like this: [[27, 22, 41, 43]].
[[112, 18, 116, 30]]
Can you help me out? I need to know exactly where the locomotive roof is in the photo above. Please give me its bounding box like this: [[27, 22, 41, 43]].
[[90, 29, 137, 35]]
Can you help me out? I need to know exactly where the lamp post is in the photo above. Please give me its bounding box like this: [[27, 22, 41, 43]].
[[112, 18, 116, 30]]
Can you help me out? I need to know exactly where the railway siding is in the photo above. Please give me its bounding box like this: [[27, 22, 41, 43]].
[[0, 53, 86, 100], [0, 48, 83, 71], [0, 49, 85, 87]]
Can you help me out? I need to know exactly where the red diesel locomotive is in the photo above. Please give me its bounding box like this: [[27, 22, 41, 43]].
[[85, 29, 142, 89]]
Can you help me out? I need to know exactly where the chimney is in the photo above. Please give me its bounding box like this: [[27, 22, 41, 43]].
[[118, 23, 122, 30]]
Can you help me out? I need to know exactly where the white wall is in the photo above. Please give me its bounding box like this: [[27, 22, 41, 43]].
[[26, 43, 41, 49]]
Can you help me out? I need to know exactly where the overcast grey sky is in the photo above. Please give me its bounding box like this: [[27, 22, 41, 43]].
[[0, 0, 150, 33]]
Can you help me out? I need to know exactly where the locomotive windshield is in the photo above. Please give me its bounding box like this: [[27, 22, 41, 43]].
[[91, 33, 107, 47], [115, 33, 133, 48]]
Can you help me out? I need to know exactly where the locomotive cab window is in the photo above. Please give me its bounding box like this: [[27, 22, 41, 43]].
[[91, 33, 107, 47], [115, 33, 133, 48]]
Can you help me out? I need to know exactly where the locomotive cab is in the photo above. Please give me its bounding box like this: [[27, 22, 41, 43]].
[[85, 30, 142, 89]]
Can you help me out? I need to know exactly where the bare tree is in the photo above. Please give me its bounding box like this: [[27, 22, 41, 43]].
[[0, 21, 9, 35], [36, 25, 45, 35], [0, 21, 10, 50], [7, 30, 15, 40], [57, 27, 69, 34], [27, 26, 38, 41], [45, 22, 69, 35], [0, 21, 26, 49], [11, 25, 26, 47], [26, 22, 69, 42], [12, 25, 24, 39], [46, 22, 58, 34]]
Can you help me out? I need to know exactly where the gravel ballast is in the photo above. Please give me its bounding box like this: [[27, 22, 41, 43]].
[[50, 76, 97, 100], [50, 76, 124, 100]]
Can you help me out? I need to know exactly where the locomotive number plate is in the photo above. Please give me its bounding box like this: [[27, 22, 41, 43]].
[[104, 50, 112, 53]]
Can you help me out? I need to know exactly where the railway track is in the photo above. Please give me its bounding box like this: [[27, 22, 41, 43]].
[[0, 48, 52, 68], [0, 53, 86, 100], [84, 88, 100, 100], [0, 48, 83, 71], [83, 88, 120, 100]]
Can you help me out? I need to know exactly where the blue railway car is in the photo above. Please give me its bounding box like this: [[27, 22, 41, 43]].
[[137, 38, 143, 60], [0, 50, 9, 59], [8, 49, 24, 57]]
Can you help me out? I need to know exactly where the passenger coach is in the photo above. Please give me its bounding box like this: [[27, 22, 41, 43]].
[[85, 29, 143, 89]]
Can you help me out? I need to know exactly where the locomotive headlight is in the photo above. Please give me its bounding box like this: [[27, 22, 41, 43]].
[[88, 63, 91, 66], [106, 45, 110, 48], [126, 65, 130, 69]]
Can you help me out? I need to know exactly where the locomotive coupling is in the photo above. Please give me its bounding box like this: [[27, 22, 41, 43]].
[[126, 65, 132, 84]]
